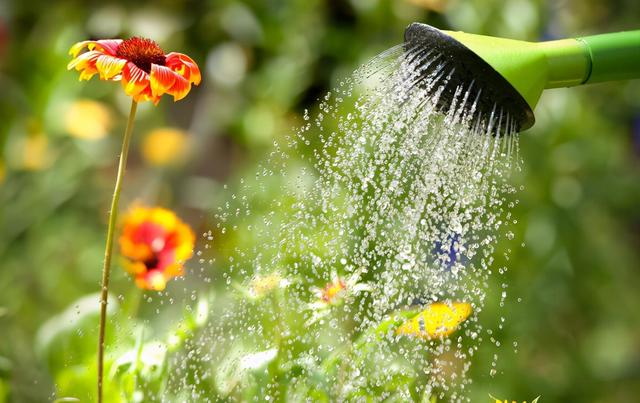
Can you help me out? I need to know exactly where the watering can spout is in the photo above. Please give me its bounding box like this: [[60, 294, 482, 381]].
[[404, 23, 640, 132]]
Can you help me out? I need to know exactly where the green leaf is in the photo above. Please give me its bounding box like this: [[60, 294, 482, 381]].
[[35, 293, 119, 373]]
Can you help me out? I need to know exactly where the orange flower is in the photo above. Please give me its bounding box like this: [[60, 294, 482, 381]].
[[119, 206, 195, 290], [68, 37, 201, 104]]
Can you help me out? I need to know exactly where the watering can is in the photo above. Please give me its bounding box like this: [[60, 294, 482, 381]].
[[405, 23, 640, 131]]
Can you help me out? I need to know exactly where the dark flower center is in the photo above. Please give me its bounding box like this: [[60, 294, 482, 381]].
[[144, 254, 160, 271], [116, 37, 165, 73]]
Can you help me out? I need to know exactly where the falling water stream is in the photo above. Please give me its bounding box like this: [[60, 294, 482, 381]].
[[173, 44, 521, 401]]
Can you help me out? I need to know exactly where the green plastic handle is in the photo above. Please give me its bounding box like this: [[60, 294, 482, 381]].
[[578, 30, 640, 84], [443, 27, 640, 109]]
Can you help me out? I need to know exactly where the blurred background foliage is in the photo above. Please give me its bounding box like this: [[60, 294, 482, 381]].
[[1, 0, 640, 401]]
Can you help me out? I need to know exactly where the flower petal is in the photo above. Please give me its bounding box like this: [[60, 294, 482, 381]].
[[165, 52, 201, 85], [69, 40, 92, 57], [96, 55, 127, 79], [91, 39, 122, 56], [174, 224, 195, 261], [396, 302, 472, 339], [150, 207, 179, 229], [124, 260, 147, 275], [133, 86, 161, 105], [68, 51, 104, 81], [136, 270, 167, 291], [121, 62, 151, 97], [150, 64, 177, 97], [120, 236, 153, 261], [78, 68, 98, 81], [67, 50, 101, 71], [162, 263, 184, 278], [166, 73, 191, 101], [69, 39, 122, 57]]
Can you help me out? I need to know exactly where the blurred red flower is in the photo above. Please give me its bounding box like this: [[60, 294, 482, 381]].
[[119, 206, 195, 290], [68, 37, 201, 104]]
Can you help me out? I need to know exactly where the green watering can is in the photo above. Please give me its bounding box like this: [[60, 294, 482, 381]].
[[404, 23, 640, 132]]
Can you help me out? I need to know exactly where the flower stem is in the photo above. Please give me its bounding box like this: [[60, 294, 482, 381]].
[[97, 99, 138, 403]]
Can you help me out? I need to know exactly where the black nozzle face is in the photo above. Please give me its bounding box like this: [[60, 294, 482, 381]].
[[404, 23, 534, 133]]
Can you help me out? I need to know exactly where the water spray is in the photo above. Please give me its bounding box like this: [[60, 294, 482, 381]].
[[404, 23, 640, 132]]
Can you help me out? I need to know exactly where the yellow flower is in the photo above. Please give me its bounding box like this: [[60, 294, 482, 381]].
[[404, 0, 450, 12], [396, 302, 472, 339], [141, 127, 189, 166], [0, 160, 5, 184], [64, 99, 113, 140], [21, 134, 49, 171]]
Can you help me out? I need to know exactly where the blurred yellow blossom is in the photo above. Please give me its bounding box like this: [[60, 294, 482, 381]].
[[21, 134, 50, 171], [404, 0, 451, 12], [250, 273, 284, 298], [142, 127, 189, 166], [233, 272, 291, 301], [396, 302, 472, 339], [64, 99, 113, 140]]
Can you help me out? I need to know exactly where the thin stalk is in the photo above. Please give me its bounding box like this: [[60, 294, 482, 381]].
[[97, 99, 138, 403]]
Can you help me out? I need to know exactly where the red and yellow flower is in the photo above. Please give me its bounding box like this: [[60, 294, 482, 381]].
[[320, 277, 347, 304], [68, 37, 201, 104], [305, 270, 372, 325], [119, 206, 195, 290]]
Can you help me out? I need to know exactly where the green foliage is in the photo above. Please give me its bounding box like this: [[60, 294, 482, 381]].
[[34, 293, 211, 401]]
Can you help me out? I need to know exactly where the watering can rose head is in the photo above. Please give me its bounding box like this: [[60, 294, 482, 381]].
[[119, 206, 195, 291], [68, 37, 201, 104]]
